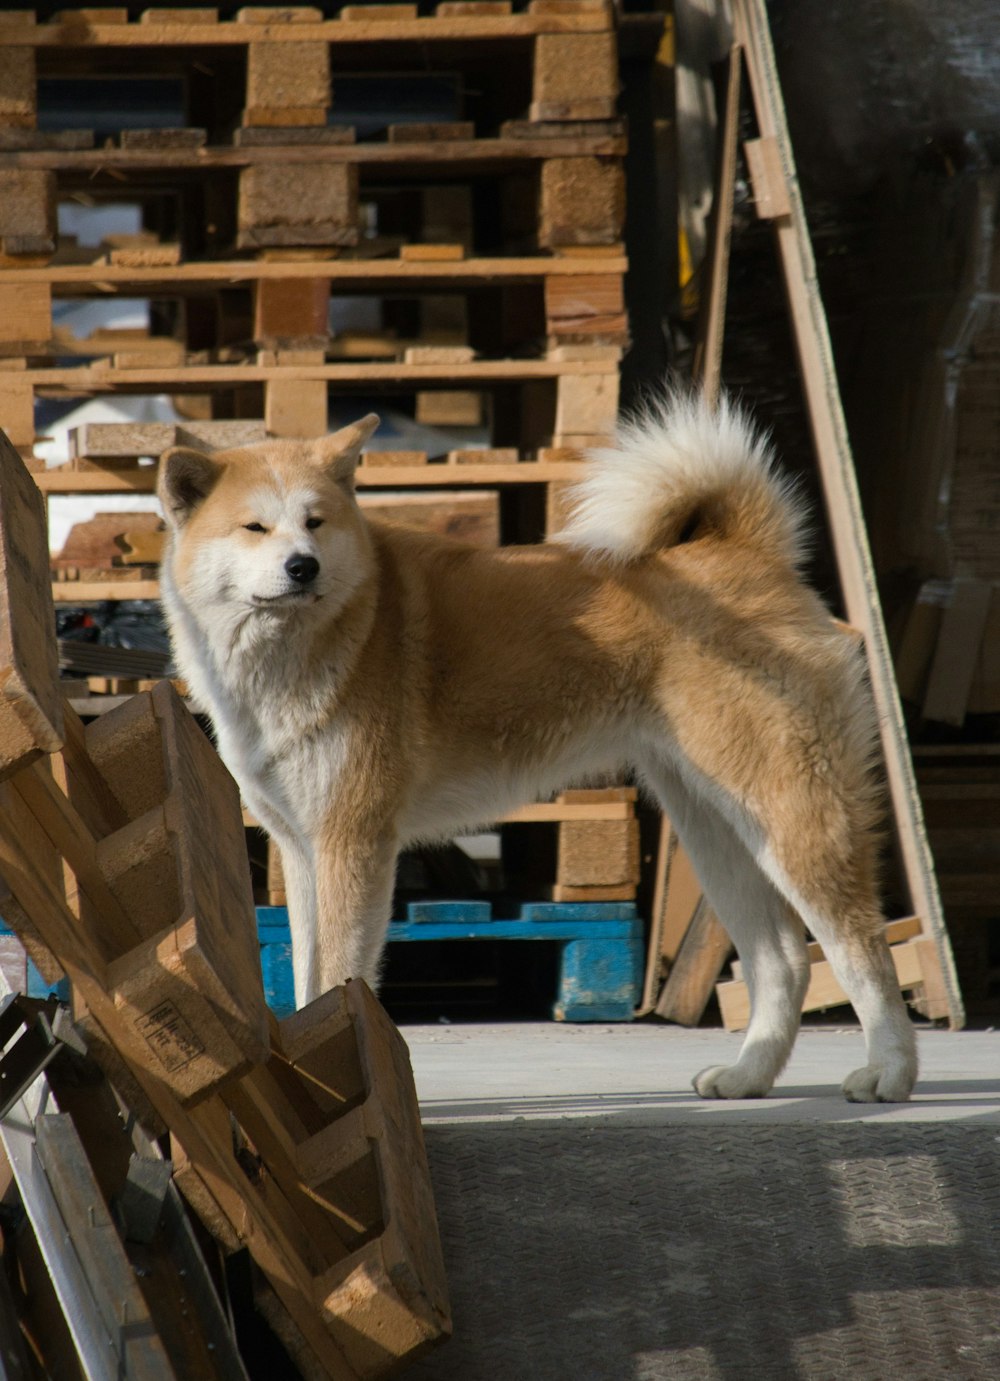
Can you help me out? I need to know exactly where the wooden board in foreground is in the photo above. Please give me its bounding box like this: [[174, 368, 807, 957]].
[[0, 427, 63, 780]]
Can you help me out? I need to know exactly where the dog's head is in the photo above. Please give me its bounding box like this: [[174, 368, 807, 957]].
[[157, 414, 380, 620]]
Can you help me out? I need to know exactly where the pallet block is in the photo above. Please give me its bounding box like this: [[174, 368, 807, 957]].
[[237, 165, 359, 251], [531, 31, 619, 121], [0, 170, 56, 257], [540, 157, 626, 247], [244, 38, 331, 128]]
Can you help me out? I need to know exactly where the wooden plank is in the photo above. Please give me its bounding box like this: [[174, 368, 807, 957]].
[[19, 356, 619, 387], [654, 901, 732, 1026], [0, 14, 615, 50], [0, 428, 63, 780], [921, 578, 992, 726], [0, 254, 628, 287], [69, 419, 267, 458], [361, 491, 499, 547], [732, 0, 963, 1026], [52, 580, 161, 602], [33, 1114, 175, 1381], [35, 460, 589, 494], [551, 882, 635, 902], [691, 44, 741, 408], [744, 135, 791, 220], [717, 939, 927, 1032]]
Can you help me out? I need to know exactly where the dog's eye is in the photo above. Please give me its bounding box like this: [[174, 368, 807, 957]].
[[243, 522, 267, 533], [305, 517, 324, 530]]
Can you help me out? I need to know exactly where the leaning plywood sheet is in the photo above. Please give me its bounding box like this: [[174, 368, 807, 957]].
[[0, 427, 62, 779]]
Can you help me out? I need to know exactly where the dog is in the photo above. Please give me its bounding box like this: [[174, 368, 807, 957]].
[[157, 391, 918, 1103]]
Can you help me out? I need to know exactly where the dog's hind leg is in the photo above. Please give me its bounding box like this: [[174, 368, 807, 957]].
[[645, 765, 811, 1098], [756, 846, 918, 1104]]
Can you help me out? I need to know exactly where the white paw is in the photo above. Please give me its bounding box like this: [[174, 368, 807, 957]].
[[841, 1063, 915, 1104], [692, 1064, 773, 1100]]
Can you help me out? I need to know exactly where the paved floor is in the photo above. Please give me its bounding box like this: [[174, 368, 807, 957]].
[[400, 1023, 1000, 1381], [406, 1023, 1000, 1126]]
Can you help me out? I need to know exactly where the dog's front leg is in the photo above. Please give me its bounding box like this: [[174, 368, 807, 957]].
[[306, 827, 399, 1002]]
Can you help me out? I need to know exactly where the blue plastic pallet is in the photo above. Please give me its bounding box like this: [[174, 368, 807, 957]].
[[256, 901, 644, 1022]]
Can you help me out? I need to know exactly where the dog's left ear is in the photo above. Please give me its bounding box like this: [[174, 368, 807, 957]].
[[158, 446, 223, 526], [312, 414, 380, 487]]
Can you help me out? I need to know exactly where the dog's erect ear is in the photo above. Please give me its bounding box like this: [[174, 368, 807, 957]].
[[158, 446, 223, 526], [312, 414, 380, 487]]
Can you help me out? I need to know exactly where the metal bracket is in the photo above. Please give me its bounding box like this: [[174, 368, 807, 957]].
[[0, 995, 81, 1122]]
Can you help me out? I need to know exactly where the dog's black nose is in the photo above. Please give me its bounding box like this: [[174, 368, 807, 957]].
[[285, 553, 320, 585]]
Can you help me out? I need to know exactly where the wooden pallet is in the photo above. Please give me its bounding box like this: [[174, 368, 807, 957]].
[[6, 350, 620, 455], [258, 901, 644, 1023], [0, 130, 625, 267], [0, 425, 451, 1378], [0, 253, 628, 362], [0, 3, 619, 146]]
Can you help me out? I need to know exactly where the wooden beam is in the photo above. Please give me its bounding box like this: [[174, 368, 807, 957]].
[[732, 0, 963, 1026]]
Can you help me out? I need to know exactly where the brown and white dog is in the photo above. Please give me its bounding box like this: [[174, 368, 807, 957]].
[[157, 392, 917, 1102]]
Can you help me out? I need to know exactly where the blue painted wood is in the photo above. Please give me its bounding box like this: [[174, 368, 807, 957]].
[[0, 921, 71, 1002], [259, 938, 296, 1019], [256, 903, 643, 1022], [406, 900, 494, 925], [520, 902, 638, 924]]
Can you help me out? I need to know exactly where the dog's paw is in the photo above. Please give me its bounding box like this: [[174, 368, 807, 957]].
[[692, 1064, 773, 1100], [841, 1064, 914, 1104]]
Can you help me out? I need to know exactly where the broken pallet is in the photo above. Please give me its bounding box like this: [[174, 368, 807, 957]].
[[0, 425, 451, 1378]]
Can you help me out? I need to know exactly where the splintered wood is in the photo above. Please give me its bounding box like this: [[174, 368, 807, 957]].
[[0, 433, 450, 1378]]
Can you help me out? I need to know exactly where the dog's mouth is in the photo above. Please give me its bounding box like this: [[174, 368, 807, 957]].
[[251, 590, 322, 607]]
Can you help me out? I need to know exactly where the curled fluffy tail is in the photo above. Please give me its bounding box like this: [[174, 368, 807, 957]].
[[554, 390, 809, 568]]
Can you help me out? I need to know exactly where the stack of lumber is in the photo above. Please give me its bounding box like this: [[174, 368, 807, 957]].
[[0, 2, 628, 477], [1, 0, 643, 912], [0, 423, 450, 1376]]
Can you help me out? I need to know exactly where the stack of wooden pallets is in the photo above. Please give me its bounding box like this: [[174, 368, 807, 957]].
[[1, 0, 644, 924], [0, 426, 451, 1377]]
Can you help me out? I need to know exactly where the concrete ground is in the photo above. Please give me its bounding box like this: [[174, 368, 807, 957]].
[[406, 1022, 1000, 1126], [401, 1023, 1000, 1381]]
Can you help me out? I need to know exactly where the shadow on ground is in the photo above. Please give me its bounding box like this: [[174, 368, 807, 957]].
[[405, 1121, 1000, 1381]]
